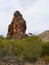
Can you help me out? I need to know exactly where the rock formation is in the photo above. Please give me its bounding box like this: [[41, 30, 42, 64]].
[[7, 11, 27, 39], [39, 30, 49, 42]]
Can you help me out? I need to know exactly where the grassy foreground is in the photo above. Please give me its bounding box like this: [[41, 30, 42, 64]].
[[0, 35, 49, 62]]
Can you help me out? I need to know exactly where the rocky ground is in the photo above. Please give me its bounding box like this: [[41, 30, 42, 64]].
[[0, 61, 49, 65], [0, 58, 49, 65]]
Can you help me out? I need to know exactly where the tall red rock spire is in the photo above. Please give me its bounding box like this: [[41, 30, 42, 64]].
[[7, 11, 27, 39]]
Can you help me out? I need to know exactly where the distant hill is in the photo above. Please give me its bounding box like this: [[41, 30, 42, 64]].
[[39, 30, 49, 42]]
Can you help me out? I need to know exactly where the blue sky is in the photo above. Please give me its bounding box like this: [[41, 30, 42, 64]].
[[0, 0, 49, 36]]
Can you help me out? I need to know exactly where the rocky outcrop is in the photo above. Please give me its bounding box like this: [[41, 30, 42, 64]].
[[39, 30, 49, 42], [7, 11, 27, 39]]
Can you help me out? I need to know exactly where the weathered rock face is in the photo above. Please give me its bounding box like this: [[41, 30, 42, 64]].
[[7, 11, 27, 39]]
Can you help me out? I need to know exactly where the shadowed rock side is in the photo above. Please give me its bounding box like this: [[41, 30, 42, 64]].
[[7, 11, 27, 39]]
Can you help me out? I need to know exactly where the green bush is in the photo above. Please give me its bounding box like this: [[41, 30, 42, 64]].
[[42, 42, 49, 56], [21, 36, 43, 61], [0, 35, 44, 62], [44, 56, 49, 62], [12, 36, 43, 61]]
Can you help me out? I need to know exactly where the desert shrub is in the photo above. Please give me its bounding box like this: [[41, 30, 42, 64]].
[[0, 35, 44, 62], [42, 42, 49, 56], [24, 37, 43, 61], [14, 36, 44, 62], [44, 56, 49, 62]]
